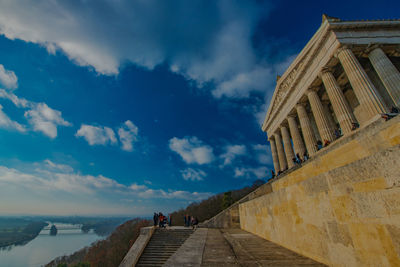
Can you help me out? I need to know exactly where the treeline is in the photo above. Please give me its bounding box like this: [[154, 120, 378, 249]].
[[80, 218, 127, 236], [0, 221, 48, 247], [170, 179, 264, 225], [46, 218, 151, 267]]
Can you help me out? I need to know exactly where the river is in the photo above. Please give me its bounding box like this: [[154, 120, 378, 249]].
[[0, 222, 104, 267]]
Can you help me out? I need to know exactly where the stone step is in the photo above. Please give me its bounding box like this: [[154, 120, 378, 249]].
[[136, 228, 194, 266], [139, 256, 172, 259]]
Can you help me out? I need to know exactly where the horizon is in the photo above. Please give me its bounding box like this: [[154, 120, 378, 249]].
[[0, 0, 399, 216]]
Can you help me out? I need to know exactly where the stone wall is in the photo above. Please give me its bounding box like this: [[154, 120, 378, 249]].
[[239, 116, 400, 266], [202, 183, 273, 228], [119, 226, 154, 267]]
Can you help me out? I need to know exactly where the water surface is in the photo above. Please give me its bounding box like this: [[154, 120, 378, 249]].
[[0, 222, 103, 267]]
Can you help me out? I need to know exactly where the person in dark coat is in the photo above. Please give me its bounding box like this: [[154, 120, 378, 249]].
[[153, 212, 158, 226]]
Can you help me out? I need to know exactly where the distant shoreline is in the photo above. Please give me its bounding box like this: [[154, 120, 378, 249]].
[[0, 221, 48, 248]]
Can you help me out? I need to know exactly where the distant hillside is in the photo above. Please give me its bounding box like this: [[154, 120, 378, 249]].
[[170, 179, 264, 226], [47, 179, 264, 267], [46, 218, 151, 267]]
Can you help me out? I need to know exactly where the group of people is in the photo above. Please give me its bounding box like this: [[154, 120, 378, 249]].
[[153, 212, 171, 228], [271, 151, 309, 178], [381, 106, 399, 121], [183, 214, 198, 229], [316, 139, 330, 151], [292, 152, 309, 165]]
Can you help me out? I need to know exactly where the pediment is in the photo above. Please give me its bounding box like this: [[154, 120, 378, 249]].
[[262, 20, 331, 132]]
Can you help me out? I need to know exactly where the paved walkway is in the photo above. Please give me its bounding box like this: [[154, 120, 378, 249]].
[[163, 228, 325, 267], [201, 229, 240, 266], [220, 228, 325, 266]]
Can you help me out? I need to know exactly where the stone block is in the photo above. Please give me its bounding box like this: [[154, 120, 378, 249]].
[[386, 225, 400, 258], [353, 177, 387, 192], [302, 174, 329, 195], [326, 221, 353, 247], [353, 191, 388, 219], [330, 195, 358, 223]]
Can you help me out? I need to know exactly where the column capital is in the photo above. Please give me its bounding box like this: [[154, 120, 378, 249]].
[[334, 45, 353, 58], [280, 124, 286, 130], [321, 66, 334, 75], [306, 87, 319, 96], [364, 43, 382, 55]]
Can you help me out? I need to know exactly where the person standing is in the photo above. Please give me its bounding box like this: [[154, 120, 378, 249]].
[[153, 212, 158, 226], [159, 212, 164, 228], [184, 214, 187, 227]]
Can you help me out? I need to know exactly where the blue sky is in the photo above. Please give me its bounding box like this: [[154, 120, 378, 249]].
[[0, 0, 398, 216]]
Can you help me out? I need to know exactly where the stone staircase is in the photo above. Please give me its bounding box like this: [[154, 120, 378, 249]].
[[135, 228, 194, 266]]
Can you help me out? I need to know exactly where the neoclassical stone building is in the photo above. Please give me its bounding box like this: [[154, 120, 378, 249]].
[[263, 15, 400, 173]]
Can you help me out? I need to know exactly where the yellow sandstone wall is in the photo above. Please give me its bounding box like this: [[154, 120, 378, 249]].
[[240, 116, 400, 266]]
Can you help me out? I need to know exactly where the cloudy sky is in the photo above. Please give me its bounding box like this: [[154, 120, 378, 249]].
[[0, 0, 398, 216]]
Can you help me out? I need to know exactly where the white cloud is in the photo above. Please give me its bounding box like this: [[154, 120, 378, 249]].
[[0, 80, 71, 139], [118, 120, 139, 152], [0, 89, 29, 108], [0, 66, 71, 138], [0, 0, 275, 99], [220, 144, 247, 166], [212, 66, 273, 98], [181, 168, 207, 181], [252, 144, 272, 165], [25, 102, 72, 138], [234, 166, 268, 179], [0, 104, 26, 132], [75, 124, 117, 146], [42, 159, 74, 173], [0, 161, 212, 215], [169, 136, 215, 165], [0, 64, 18, 90]]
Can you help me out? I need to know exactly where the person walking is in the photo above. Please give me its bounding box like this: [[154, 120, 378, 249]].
[[191, 217, 198, 229]]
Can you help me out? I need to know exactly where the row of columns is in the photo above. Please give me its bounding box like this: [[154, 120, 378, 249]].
[[269, 45, 400, 173]]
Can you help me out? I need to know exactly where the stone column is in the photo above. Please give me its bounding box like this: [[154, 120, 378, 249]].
[[280, 125, 295, 168], [336, 46, 387, 119], [307, 89, 335, 142], [321, 69, 355, 134], [296, 104, 318, 156], [274, 132, 287, 171], [287, 115, 306, 157], [368, 47, 400, 107], [269, 138, 280, 174]]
